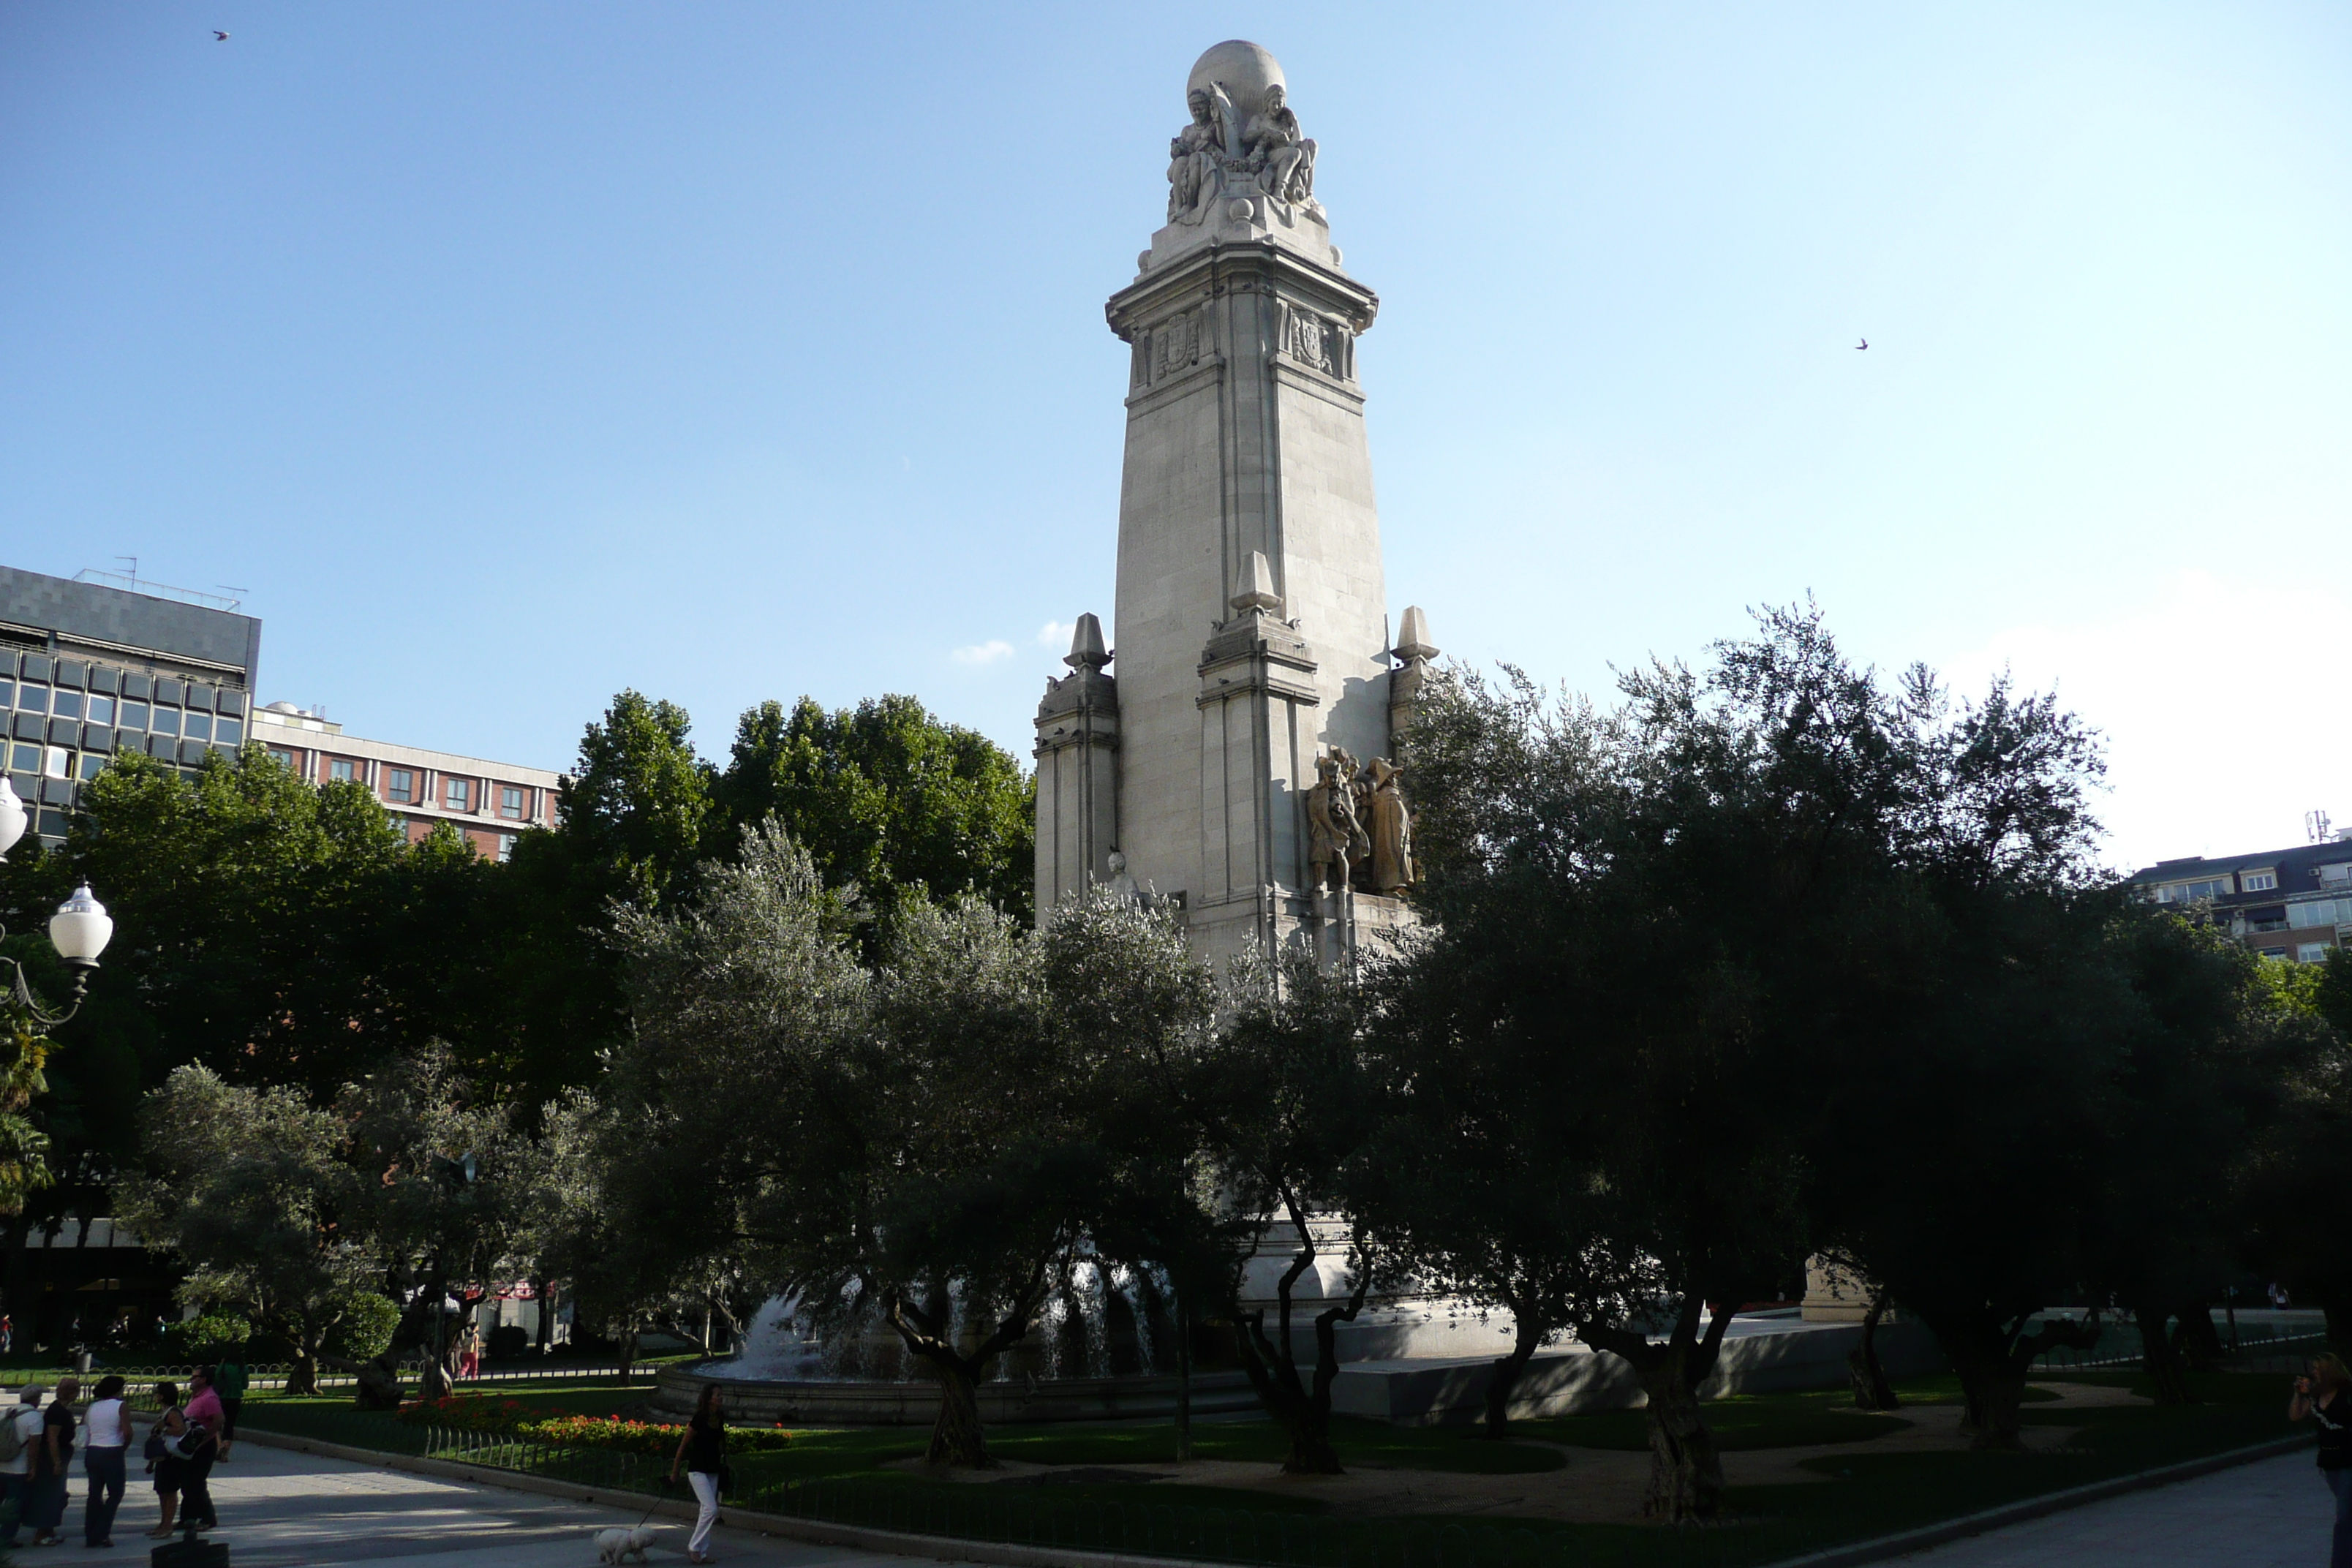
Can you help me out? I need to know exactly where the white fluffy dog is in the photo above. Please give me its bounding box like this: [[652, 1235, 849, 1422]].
[[592, 1525, 655, 1564]]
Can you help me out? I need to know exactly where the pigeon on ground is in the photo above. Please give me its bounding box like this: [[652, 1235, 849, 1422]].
[[1855, 338, 1868, 350]]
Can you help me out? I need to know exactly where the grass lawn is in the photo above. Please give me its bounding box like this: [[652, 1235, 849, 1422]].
[[233, 1371, 2313, 1568]]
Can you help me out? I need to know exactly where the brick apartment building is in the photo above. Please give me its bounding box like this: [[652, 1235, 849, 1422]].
[[252, 701, 564, 861]]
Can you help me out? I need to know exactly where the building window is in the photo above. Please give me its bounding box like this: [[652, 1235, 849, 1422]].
[[267, 747, 295, 772], [328, 758, 356, 783], [500, 785, 525, 820], [216, 717, 241, 745], [388, 769, 415, 804], [184, 712, 213, 742], [42, 747, 68, 779], [497, 832, 517, 863], [2261, 946, 2290, 958], [17, 686, 47, 715], [2157, 878, 2231, 904], [2299, 944, 2331, 964], [52, 692, 82, 721], [2323, 864, 2352, 887], [78, 753, 105, 781], [151, 709, 180, 737], [2291, 900, 2348, 930], [445, 777, 471, 810], [2240, 870, 2277, 892], [86, 696, 113, 725], [119, 702, 148, 731]]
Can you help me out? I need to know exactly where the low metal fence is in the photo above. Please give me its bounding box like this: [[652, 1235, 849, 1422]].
[[400, 1427, 1817, 1568], [2029, 1319, 2328, 1373]]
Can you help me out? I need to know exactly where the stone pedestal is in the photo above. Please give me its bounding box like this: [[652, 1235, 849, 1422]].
[[1033, 41, 1436, 972]]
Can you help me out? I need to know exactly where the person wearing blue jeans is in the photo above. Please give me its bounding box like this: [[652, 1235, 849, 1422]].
[[2293, 1354, 2352, 1568], [82, 1374, 129, 1548]]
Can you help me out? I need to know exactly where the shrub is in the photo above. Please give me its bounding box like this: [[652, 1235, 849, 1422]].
[[326, 1294, 400, 1361], [516, 1414, 795, 1455], [162, 1313, 251, 1361]]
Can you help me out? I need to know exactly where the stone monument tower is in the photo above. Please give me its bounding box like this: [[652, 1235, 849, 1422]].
[[1035, 40, 1434, 968]]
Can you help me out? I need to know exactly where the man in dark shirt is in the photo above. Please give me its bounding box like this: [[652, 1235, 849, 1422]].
[[27, 1373, 78, 1548]]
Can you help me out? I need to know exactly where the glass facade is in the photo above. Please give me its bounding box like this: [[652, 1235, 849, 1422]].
[[3, 647, 252, 843]]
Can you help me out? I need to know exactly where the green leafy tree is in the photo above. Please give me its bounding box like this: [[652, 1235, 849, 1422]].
[[711, 695, 1034, 930], [115, 1066, 380, 1395], [497, 692, 715, 1109], [595, 826, 1199, 1466]]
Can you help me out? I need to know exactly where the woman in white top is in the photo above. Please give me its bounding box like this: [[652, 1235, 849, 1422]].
[[82, 1375, 129, 1549]]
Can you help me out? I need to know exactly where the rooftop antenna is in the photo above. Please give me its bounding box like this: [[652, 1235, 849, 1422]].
[[115, 556, 137, 584], [2310, 809, 2333, 844], [216, 584, 248, 598]]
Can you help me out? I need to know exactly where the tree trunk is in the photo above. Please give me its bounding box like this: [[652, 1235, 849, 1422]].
[[924, 1357, 991, 1467], [2325, 1292, 2352, 1357], [1175, 1294, 1193, 1463], [617, 1326, 637, 1387], [531, 1276, 552, 1356], [2130, 1302, 2195, 1404], [1579, 1296, 1737, 1520], [1226, 1204, 1371, 1475], [1926, 1308, 2100, 1450], [289, 1339, 321, 1398], [1483, 1306, 1545, 1438], [886, 1285, 1042, 1470], [2173, 1305, 2223, 1373], [1847, 1292, 1899, 1411]]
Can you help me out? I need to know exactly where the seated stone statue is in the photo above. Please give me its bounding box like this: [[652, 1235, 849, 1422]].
[[1243, 83, 1317, 206], [1166, 88, 1225, 225]]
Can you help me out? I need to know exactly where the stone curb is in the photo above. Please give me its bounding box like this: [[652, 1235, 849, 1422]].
[[1758, 1433, 2310, 1568], [238, 1424, 2315, 1568]]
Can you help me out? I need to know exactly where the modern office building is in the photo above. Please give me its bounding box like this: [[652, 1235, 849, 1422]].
[[1, 565, 263, 845], [2126, 832, 2352, 963], [251, 703, 562, 860]]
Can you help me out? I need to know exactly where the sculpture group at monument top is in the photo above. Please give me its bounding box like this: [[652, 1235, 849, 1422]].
[[1033, 42, 1435, 969]]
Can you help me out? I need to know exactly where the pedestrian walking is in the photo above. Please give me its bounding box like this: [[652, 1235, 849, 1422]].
[[0, 1382, 47, 1548], [2293, 1352, 2352, 1568], [80, 1373, 127, 1548], [26, 1373, 80, 1547], [212, 1354, 247, 1461], [176, 1367, 222, 1532], [459, 1322, 481, 1381], [143, 1382, 187, 1539], [666, 1383, 728, 1564], [1, 1313, 14, 1354]]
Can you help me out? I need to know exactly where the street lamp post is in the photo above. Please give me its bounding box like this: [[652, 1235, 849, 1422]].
[[0, 778, 114, 1026]]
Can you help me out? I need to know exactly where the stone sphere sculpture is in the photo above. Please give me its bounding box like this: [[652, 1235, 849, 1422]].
[[1186, 39, 1285, 118]]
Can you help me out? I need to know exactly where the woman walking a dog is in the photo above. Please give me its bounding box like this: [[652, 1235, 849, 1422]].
[[666, 1384, 728, 1564]]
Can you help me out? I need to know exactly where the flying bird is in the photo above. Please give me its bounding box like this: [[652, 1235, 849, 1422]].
[[1855, 338, 1869, 350], [213, 30, 229, 40]]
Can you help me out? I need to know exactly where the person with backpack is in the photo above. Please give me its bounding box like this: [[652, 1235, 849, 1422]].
[[0, 1382, 46, 1548]]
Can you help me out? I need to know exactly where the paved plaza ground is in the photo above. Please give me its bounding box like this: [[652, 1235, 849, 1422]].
[[23, 1439, 962, 1567], [7, 1433, 2334, 1567], [1892, 1450, 2334, 1567]]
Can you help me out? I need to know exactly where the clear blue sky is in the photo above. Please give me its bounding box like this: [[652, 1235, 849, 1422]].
[[4, 2, 2345, 872]]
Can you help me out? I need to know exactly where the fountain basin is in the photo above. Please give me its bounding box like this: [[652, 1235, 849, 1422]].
[[652, 1364, 1262, 1427]]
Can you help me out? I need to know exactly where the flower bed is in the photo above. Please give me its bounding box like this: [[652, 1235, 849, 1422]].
[[394, 1393, 791, 1455]]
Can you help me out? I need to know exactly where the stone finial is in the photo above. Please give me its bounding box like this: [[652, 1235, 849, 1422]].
[[1395, 605, 1438, 663], [1231, 551, 1283, 615], [1065, 613, 1112, 672]]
